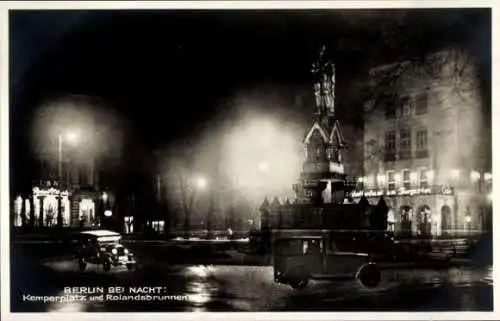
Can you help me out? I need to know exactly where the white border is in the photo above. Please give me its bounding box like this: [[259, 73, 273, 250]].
[[1, 1, 498, 320]]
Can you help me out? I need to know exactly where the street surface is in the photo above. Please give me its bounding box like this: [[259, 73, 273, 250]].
[[10, 243, 493, 312]]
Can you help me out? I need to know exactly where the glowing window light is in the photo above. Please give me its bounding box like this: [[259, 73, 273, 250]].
[[79, 199, 95, 221], [451, 169, 460, 181], [387, 209, 396, 223], [24, 199, 31, 215], [357, 176, 364, 183], [470, 171, 480, 182], [484, 172, 492, 181], [376, 174, 386, 185], [426, 170, 435, 182], [14, 196, 23, 215], [364, 175, 374, 186]]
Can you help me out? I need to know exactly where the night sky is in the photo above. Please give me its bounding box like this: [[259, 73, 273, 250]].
[[9, 8, 491, 197]]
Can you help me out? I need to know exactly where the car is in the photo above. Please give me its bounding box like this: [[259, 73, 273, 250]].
[[75, 230, 137, 272], [272, 231, 382, 290]]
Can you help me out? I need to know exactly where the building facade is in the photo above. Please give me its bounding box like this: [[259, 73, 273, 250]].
[[12, 152, 103, 229], [353, 49, 492, 237]]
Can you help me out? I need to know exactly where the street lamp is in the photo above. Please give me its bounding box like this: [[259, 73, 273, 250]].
[[258, 161, 269, 173], [57, 131, 79, 228], [196, 176, 207, 189]]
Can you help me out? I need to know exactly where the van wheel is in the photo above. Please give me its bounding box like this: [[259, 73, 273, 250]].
[[287, 266, 310, 290], [289, 278, 309, 290], [357, 263, 381, 288], [103, 261, 111, 272]]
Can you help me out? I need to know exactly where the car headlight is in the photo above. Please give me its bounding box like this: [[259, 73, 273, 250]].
[[112, 248, 117, 255]]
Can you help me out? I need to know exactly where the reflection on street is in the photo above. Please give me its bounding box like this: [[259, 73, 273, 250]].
[[47, 291, 87, 312], [14, 252, 493, 313], [186, 265, 217, 311]]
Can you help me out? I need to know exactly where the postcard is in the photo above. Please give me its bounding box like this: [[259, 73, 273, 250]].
[[1, 1, 497, 320]]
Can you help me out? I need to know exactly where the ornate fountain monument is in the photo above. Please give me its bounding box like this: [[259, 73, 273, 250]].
[[257, 47, 388, 242]]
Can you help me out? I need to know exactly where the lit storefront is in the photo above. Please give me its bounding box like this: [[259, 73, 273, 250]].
[[13, 185, 71, 227], [352, 170, 492, 238], [13, 181, 100, 228]]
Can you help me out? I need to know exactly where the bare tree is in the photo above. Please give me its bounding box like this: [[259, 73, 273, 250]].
[[206, 188, 215, 238], [174, 166, 196, 239], [342, 10, 486, 121], [164, 156, 209, 239]]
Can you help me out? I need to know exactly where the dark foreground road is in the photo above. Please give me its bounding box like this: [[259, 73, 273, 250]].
[[10, 243, 493, 312]]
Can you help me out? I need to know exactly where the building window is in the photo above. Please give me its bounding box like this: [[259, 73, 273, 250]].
[[376, 174, 386, 188], [385, 131, 396, 161], [415, 92, 428, 115], [152, 221, 165, 233], [416, 129, 428, 158], [384, 96, 397, 119], [387, 208, 396, 232], [400, 206, 413, 237], [402, 169, 411, 189], [124, 216, 134, 234], [357, 177, 364, 191], [387, 171, 395, 191], [419, 168, 428, 188], [399, 128, 412, 160], [399, 97, 412, 118]]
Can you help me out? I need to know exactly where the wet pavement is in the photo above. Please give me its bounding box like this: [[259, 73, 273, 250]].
[[10, 246, 493, 312]]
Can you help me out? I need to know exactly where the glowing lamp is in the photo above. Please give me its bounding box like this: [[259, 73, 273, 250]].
[[104, 210, 112, 217], [484, 172, 492, 181], [196, 177, 207, 189], [465, 215, 471, 223], [66, 131, 79, 144], [258, 161, 269, 172], [357, 176, 364, 183]]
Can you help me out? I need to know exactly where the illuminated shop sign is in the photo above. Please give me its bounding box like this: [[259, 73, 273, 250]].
[[32, 186, 69, 197], [351, 186, 453, 198]]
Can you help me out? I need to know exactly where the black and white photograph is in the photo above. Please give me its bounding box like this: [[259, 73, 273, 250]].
[[3, 1, 495, 318]]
